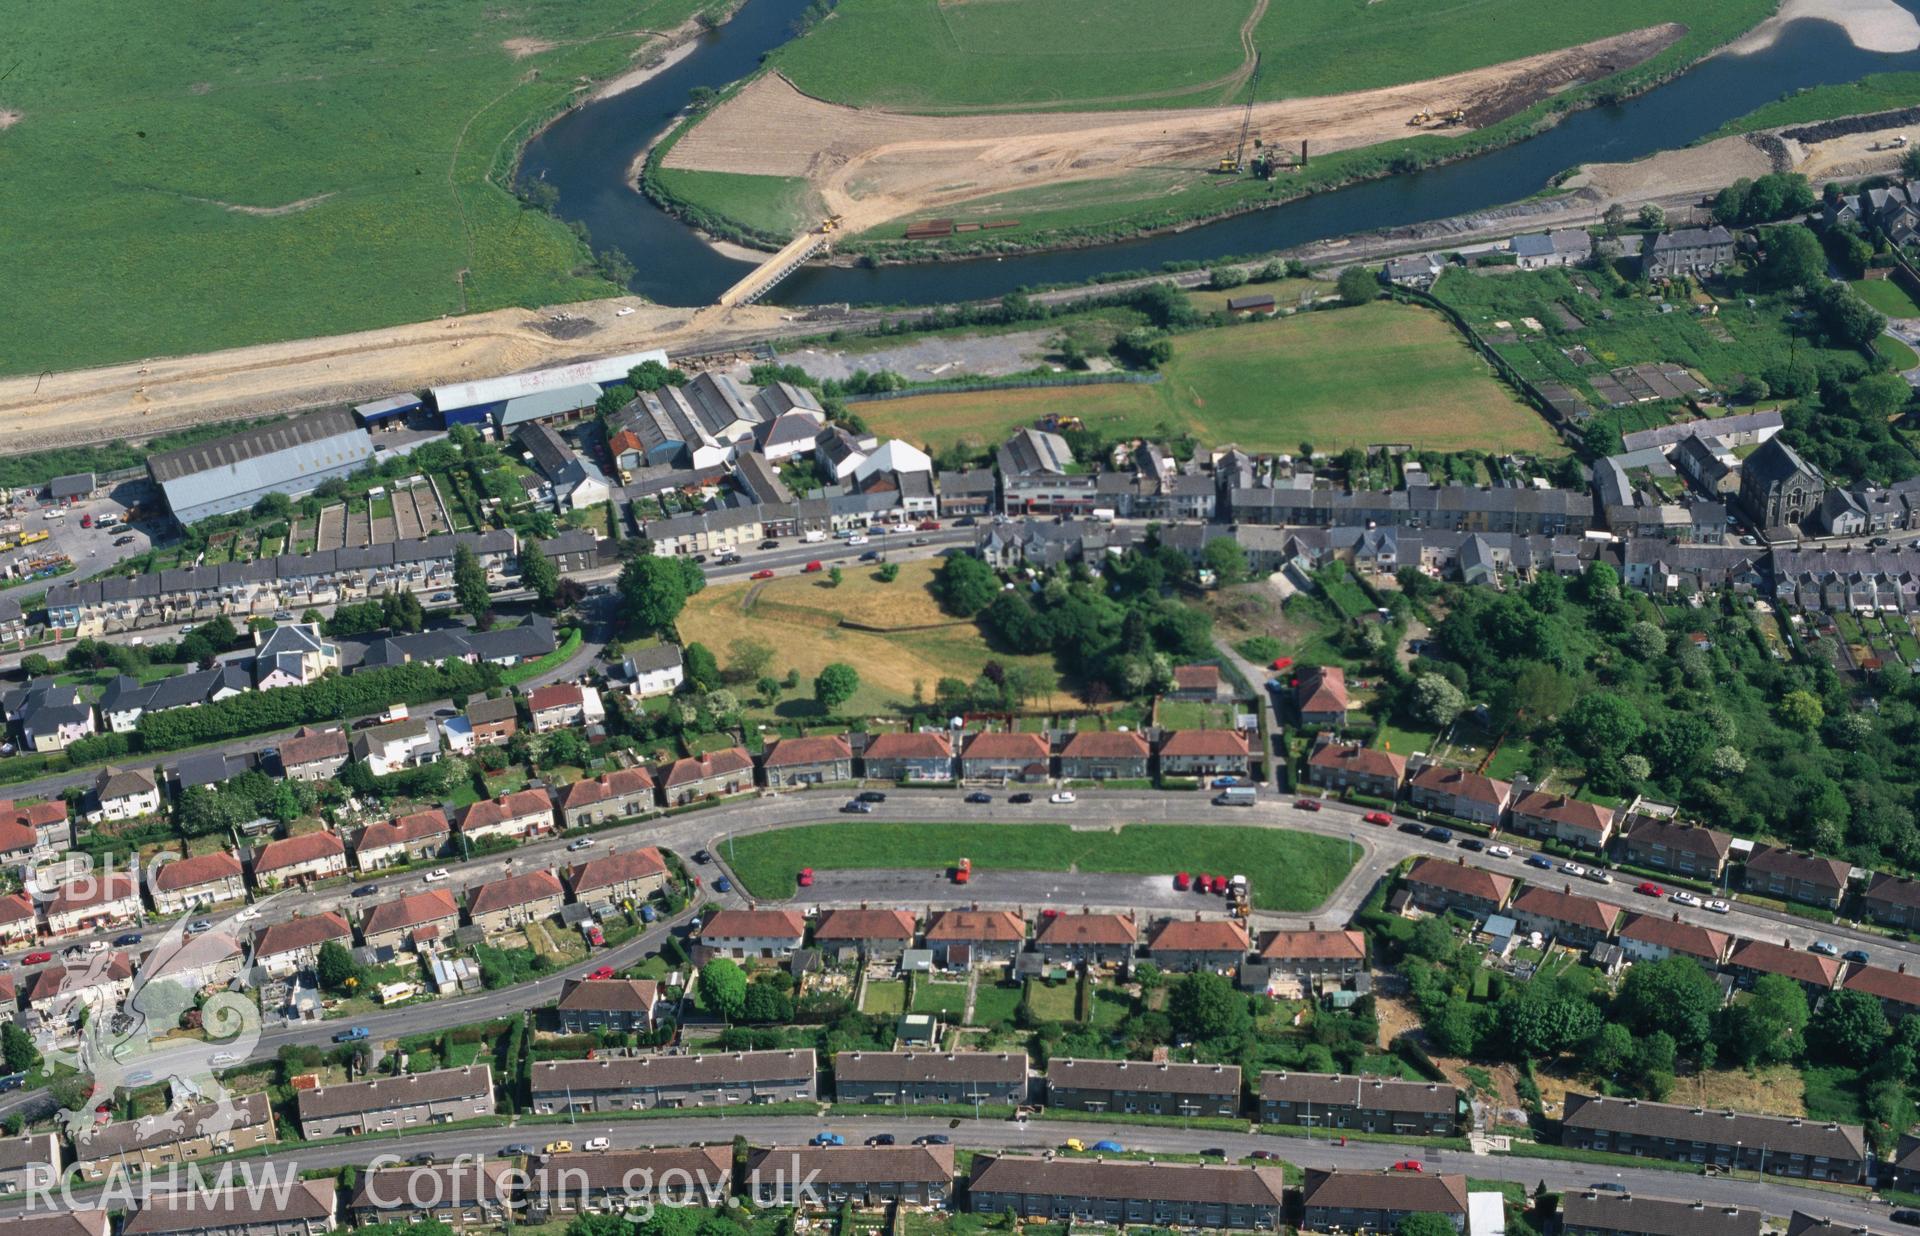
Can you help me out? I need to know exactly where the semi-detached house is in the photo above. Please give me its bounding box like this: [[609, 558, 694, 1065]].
[[1156, 729, 1250, 778], [1510, 885, 1622, 948], [251, 830, 347, 887], [760, 734, 855, 787], [555, 978, 658, 1034], [458, 788, 553, 842], [1145, 917, 1247, 971], [0, 1133, 61, 1195], [1301, 1169, 1467, 1234], [1058, 731, 1150, 781], [566, 846, 669, 906], [1033, 913, 1136, 965], [924, 909, 1026, 965], [1861, 872, 1920, 929], [1305, 738, 1406, 799], [44, 872, 141, 937], [1726, 939, 1843, 999], [254, 912, 352, 977], [1509, 791, 1618, 850], [960, 731, 1052, 782], [1046, 1058, 1241, 1117], [0, 894, 34, 948], [1841, 964, 1920, 1021], [1741, 846, 1851, 909], [861, 731, 954, 782], [1618, 914, 1731, 968], [1617, 817, 1733, 879], [354, 808, 450, 871], [296, 1064, 496, 1139], [465, 870, 565, 933], [661, 747, 754, 805], [698, 909, 806, 960], [359, 889, 461, 952], [557, 767, 657, 827], [812, 908, 917, 960], [1257, 928, 1367, 985], [528, 1050, 817, 1113], [148, 851, 246, 914], [278, 726, 350, 782], [1407, 761, 1512, 826], [1404, 857, 1514, 919]]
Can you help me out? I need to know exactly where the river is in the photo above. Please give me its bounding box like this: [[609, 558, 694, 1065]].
[[516, 0, 1920, 308]]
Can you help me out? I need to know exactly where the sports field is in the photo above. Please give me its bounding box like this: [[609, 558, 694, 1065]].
[[856, 302, 1562, 454], [0, 0, 707, 377], [722, 821, 1359, 909], [774, 0, 1773, 111], [674, 559, 1069, 716]]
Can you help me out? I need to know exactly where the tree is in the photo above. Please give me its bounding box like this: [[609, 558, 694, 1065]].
[[683, 642, 720, 693], [19, 654, 49, 676], [0, 1022, 38, 1074], [616, 555, 707, 635], [1779, 689, 1825, 731], [1411, 673, 1468, 726], [627, 360, 686, 391], [382, 589, 424, 634], [814, 662, 860, 713], [699, 958, 748, 1022], [1625, 620, 1668, 659], [727, 637, 776, 684], [1563, 693, 1645, 761], [316, 939, 362, 995], [1614, 956, 1722, 1055], [827, 565, 844, 588], [1167, 972, 1251, 1043], [1201, 537, 1249, 585], [1811, 987, 1890, 1066], [934, 553, 999, 617], [1336, 265, 1378, 305], [743, 981, 792, 1024], [1761, 224, 1826, 290], [1718, 973, 1809, 1067], [1637, 204, 1665, 231], [453, 545, 492, 630], [1398, 1215, 1461, 1236], [519, 550, 559, 609]]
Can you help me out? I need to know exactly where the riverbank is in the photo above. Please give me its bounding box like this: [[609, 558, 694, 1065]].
[[1726, 0, 1920, 54], [588, 30, 706, 104]]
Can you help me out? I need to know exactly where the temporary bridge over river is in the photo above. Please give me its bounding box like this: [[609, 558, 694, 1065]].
[[717, 229, 830, 307]]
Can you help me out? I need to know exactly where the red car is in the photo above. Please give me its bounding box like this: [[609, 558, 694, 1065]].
[[1636, 881, 1665, 897], [1213, 875, 1230, 895], [1391, 1161, 1423, 1173], [1363, 811, 1394, 826], [1174, 872, 1192, 890], [917, 520, 941, 531], [1294, 798, 1322, 812], [588, 966, 615, 981], [1195, 873, 1213, 894], [802, 561, 823, 573], [1271, 657, 1294, 670], [750, 569, 775, 580], [22, 952, 49, 965], [798, 868, 814, 887], [1040, 908, 1060, 919]]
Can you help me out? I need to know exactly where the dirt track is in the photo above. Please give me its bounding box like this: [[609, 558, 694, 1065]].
[[663, 25, 1684, 233]]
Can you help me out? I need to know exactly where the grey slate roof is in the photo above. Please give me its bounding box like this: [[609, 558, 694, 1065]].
[[1562, 1093, 1865, 1161], [1562, 1192, 1761, 1236], [296, 1064, 492, 1121]]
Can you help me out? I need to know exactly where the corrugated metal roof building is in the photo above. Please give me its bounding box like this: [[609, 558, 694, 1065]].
[[429, 349, 669, 426], [148, 410, 375, 525]]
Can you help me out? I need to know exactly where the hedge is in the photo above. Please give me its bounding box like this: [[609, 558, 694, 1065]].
[[137, 660, 497, 751]]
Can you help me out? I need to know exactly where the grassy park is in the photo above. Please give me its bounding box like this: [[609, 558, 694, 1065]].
[[721, 821, 1360, 908], [0, 0, 711, 376], [1854, 278, 1920, 319], [858, 303, 1561, 454]]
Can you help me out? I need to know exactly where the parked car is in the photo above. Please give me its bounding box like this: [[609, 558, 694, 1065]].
[[693, 849, 712, 864], [1363, 811, 1393, 826], [1590, 1183, 1628, 1194], [809, 1132, 845, 1147], [797, 868, 814, 888], [424, 868, 449, 882], [1635, 881, 1665, 897], [1250, 1150, 1280, 1161], [334, 1027, 370, 1043], [865, 1134, 896, 1146], [1459, 838, 1484, 852], [1843, 948, 1872, 964], [409, 1153, 437, 1166], [1586, 869, 1613, 885], [859, 791, 887, 803], [113, 535, 135, 547], [1399, 822, 1427, 836], [761, 539, 780, 550], [1174, 872, 1192, 890], [1526, 855, 1555, 870], [588, 966, 615, 981], [1200, 1148, 1228, 1159], [802, 561, 823, 573], [842, 800, 873, 814], [713, 877, 732, 893], [750, 569, 775, 580], [544, 1141, 574, 1155], [568, 838, 595, 851], [1050, 791, 1076, 804], [1009, 792, 1033, 804], [966, 792, 992, 804], [1810, 940, 1839, 956], [1425, 827, 1453, 843], [1705, 899, 1731, 914], [1091, 1140, 1125, 1153], [913, 1134, 950, 1146], [188, 919, 212, 933], [1293, 798, 1321, 812], [114, 933, 143, 946], [1487, 845, 1514, 859], [1562, 863, 1588, 878], [1890, 1211, 1920, 1228], [1670, 891, 1701, 907], [235, 906, 260, 921], [21, 952, 49, 965], [1390, 1161, 1423, 1173]]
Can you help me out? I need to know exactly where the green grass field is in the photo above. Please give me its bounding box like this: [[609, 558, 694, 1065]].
[[857, 303, 1561, 454], [721, 821, 1358, 909], [1, 0, 711, 376], [1877, 334, 1920, 370], [1855, 278, 1920, 319], [774, 0, 1773, 111], [1709, 73, 1920, 140], [648, 169, 822, 239]]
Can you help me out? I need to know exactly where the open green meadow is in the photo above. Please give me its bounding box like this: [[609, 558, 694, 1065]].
[[1853, 278, 1920, 319], [0, 0, 709, 376], [721, 820, 1359, 909], [856, 302, 1562, 454], [647, 169, 823, 240], [1709, 72, 1920, 140], [774, 0, 1774, 111]]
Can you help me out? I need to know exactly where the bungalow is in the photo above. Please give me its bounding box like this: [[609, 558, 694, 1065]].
[[296, 1064, 496, 1139], [558, 767, 658, 828], [1560, 1092, 1866, 1181], [1841, 964, 1920, 1021], [925, 908, 1027, 965], [1407, 761, 1512, 826], [1509, 791, 1618, 850], [661, 746, 755, 805], [1145, 917, 1250, 972], [1295, 666, 1349, 726], [277, 726, 350, 782], [1742, 846, 1851, 909], [1170, 664, 1227, 701], [555, 977, 659, 1034], [969, 1156, 1288, 1230], [861, 731, 955, 782], [833, 1050, 1028, 1107], [960, 731, 1052, 782], [1616, 816, 1733, 880], [1305, 737, 1407, 799], [1301, 1169, 1467, 1234], [745, 1145, 955, 1207], [464, 695, 519, 747], [251, 830, 347, 887], [459, 788, 554, 843], [1058, 730, 1150, 781], [1046, 1058, 1241, 1117], [1403, 857, 1514, 919], [813, 908, 918, 960], [1156, 729, 1250, 779], [566, 846, 669, 906], [465, 870, 565, 933], [148, 851, 246, 914], [528, 1050, 817, 1113], [354, 808, 450, 871], [529, 683, 590, 733], [73, 1093, 277, 1180], [120, 1179, 335, 1236], [698, 908, 807, 960], [1032, 912, 1137, 966], [253, 911, 352, 977], [1510, 885, 1622, 948], [1260, 1073, 1458, 1136], [359, 889, 461, 952], [1618, 913, 1732, 968], [348, 1162, 515, 1231], [1257, 928, 1367, 985], [85, 769, 159, 825], [1726, 939, 1842, 999], [760, 734, 855, 787], [44, 872, 141, 937]]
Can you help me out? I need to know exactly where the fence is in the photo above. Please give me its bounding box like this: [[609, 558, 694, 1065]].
[[840, 372, 1162, 403], [1389, 287, 1577, 440]]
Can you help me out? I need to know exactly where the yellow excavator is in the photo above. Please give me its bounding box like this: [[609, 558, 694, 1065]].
[[1409, 110, 1433, 126], [819, 215, 844, 233]]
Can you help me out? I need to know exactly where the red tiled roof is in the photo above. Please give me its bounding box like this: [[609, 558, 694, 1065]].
[[0, 821, 37, 855], [1172, 665, 1220, 691], [48, 873, 137, 916], [662, 747, 754, 787], [1410, 763, 1512, 808], [1296, 665, 1348, 714], [1729, 939, 1841, 988], [1512, 791, 1615, 835], [253, 830, 346, 873], [701, 909, 806, 940], [863, 731, 953, 760], [356, 808, 449, 853], [254, 911, 350, 958], [0, 891, 34, 925], [528, 683, 584, 713], [1147, 917, 1250, 953], [1259, 929, 1365, 962], [1157, 729, 1248, 757], [1513, 886, 1620, 934], [279, 726, 349, 768], [925, 909, 1026, 942], [567, 846, 668, 896], [1844, 964, 1920, 1009], [1746, 846, 1851, 891], [814, 908, 917, 942], [560, 767, 654, 807], [0, 800, 66, 830], [1307, 740, 1407, 781], [609, 429, 646, 457], [1619, 914, 1728, 962], [466, 870, 564, 917], [360, 890, 459, 939], [1035, 913, 1137, 948], [27, 953, 134, 1002], [460, 788, 553, 832], [962, 732, 1051, 762], [1059, 730, 1149, 759], [151, 851, 243, 892], [762, 734, 853, 767], [1621, 816, 1732, 861], [1406, 857, 1514, 904]]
